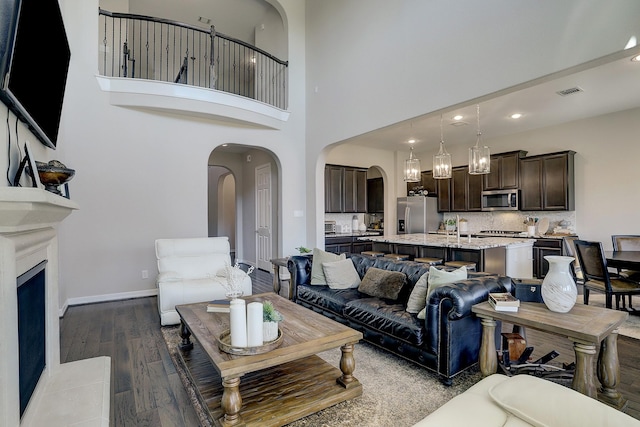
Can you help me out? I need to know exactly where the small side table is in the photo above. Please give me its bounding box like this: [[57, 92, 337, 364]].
[[270, 257, 291, 299]]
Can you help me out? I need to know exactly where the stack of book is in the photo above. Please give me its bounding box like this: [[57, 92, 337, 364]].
[[207, 299, 231, 313], [488, 292, 520, 312]]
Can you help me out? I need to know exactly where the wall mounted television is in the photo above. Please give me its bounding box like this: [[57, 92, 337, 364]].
[[0, 0, 71, 149]]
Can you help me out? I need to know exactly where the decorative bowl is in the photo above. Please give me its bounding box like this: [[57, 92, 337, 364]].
[[35, 160, 75, 195]]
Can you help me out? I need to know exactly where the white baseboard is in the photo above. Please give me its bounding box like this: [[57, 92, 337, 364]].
[[59, 288, 158, 317]]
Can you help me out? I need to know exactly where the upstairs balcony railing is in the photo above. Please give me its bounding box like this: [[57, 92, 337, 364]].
[[99, 9, 288, 110]]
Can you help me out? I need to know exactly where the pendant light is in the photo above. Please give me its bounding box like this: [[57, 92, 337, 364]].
[[433, 114, 452, 179], [403, 141, 421, 182], [469, 104, 491, 175]]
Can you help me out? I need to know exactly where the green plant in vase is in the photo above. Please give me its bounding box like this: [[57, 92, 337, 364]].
[[262, 300, 283, 342]]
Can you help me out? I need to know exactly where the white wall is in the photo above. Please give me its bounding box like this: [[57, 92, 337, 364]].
[[48, 0, 307, 307], [304, 0, 640, 248]]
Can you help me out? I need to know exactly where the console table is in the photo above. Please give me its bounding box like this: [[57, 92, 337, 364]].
[[472, 301, 628, 409]]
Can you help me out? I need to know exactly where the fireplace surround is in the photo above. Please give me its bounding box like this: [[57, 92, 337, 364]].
[[0, 187, 111, 426]]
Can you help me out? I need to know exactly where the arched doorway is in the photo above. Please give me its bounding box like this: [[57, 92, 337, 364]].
[[209, 145, 280, 270]]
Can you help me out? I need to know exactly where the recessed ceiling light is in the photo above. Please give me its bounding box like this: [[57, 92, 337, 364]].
[[408, 139, 416, 144], [453, 115, 463, 121], [510, 113, 523, 119], [631, 54, 640, 62]]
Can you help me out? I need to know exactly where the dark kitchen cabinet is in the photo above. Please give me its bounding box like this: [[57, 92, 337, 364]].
[[533, 238, 563, 278], [325, 165, 367, 213], [326, 235, 374, 254], [520, 151, 575, 211], [437, 178, 451, 212], [406, 170, 438, 196], [344, 167, 367, 213], [451, 166, 483, 212], [483, 150, 527, 191], [367, 177, 384, 213]]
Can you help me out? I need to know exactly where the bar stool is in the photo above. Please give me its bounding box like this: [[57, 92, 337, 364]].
[[361, 251, 385, 257], [444, 260, 476, 271], [414, 257, 443, 266], [384, 253, 410, 261]]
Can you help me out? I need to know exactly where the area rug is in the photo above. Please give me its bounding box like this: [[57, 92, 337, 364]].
[[575, 294, 640, 339], [161, 326, 482, 427]]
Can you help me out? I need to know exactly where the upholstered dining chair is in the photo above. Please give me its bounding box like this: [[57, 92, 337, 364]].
[[611, 235, 640, 280], [573, 239, 640, 311], [155, 236, 252, 325]]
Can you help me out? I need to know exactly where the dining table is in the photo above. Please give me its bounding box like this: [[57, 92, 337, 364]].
[[605, 250, 640, 271]]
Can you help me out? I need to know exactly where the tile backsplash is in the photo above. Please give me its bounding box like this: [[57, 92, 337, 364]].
[[442, 211, 576, 235]]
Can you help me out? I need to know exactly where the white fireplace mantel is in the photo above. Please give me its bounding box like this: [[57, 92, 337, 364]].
[[0, 187, 110, 427], [0, 187, 79, 233]]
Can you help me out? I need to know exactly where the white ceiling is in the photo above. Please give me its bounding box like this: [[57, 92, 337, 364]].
[[344, 48, 640, 152]]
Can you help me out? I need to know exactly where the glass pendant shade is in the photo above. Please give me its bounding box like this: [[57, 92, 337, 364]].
[[469, 104, 491, 175], [469, 142, 490, 175], [404, 147, 421, 182], [433, 141, 452, 179]]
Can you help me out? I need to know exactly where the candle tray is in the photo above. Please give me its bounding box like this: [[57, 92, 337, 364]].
[[217, 328, 283, 355]]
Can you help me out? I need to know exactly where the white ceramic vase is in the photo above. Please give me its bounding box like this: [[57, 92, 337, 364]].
[[541, 256, 577, 313], [263, 321, 279, 342]]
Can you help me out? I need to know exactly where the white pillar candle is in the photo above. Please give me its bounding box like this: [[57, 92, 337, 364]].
[[229, 299, 248, 347], [246, 302, 264, 347]]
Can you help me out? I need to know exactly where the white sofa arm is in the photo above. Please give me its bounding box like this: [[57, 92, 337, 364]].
[[157, 271, 182, 283]]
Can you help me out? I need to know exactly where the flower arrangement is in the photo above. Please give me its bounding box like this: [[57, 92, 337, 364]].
[[263, 300, 284, 322]]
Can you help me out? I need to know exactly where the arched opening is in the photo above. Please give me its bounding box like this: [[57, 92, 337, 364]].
[[209, 145, 280, 271]]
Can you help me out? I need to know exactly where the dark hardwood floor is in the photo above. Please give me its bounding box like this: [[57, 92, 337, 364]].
[[60, 267, 640, 425]]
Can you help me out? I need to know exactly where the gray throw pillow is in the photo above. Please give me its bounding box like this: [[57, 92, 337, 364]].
[[406, 272, 429, 313], [357, 267, 407, 300], [310, 248, 346, 285], [323, 258, 361, 289]]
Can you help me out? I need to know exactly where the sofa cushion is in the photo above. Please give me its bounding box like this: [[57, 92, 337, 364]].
[[489, 374, 640, 427], [406, 272, 429, 313], [296, 284, 363, 316], [323, 258, 361, 289], [344, 298, 425, 346], [417, 266, 467, 319], [310, 248, 346, 285], [358, 267, 407, 300]]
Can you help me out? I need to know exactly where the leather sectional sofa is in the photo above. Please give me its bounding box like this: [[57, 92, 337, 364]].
[[287, 253, 512, 385]]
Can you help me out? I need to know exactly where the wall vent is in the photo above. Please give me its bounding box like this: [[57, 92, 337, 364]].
[[556, 86, 584, 96]]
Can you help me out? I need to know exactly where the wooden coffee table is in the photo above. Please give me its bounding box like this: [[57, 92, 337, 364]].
[[472, 301, 628, 409], [175, 293, 363, 426]]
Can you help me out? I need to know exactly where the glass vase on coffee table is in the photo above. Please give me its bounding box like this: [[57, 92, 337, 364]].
[[222, 262, 254, 300]]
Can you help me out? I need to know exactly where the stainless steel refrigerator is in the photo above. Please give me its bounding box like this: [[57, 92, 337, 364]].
[[397, 196, 442, 234]]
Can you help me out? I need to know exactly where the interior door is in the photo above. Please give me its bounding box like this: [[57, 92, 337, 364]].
[[256, 163, 272, 271]]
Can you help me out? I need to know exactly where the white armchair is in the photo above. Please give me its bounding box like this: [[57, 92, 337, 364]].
[[155, 237, 252, 326]]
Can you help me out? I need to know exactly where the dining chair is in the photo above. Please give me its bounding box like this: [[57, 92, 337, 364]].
[[573, 239, 640, 311], [562, 236, 583, 286], [611, 235, 640, 281]]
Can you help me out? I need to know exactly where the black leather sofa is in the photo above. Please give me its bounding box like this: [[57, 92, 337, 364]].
[[287, 253, 512, 385]]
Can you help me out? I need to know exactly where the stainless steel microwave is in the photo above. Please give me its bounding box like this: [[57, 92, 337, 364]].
[[481, 189, 519, 211]]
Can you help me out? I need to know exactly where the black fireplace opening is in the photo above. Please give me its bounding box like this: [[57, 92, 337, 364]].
[[17, 260, 47, 418]]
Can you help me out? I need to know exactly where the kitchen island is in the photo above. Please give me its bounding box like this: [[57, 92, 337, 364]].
[[359, 233, 533, 277]]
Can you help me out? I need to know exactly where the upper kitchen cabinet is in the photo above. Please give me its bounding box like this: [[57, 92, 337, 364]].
[[325, 165, 344, 213], [344, 167, 367, 213], [325, 165, 367, 213], [437, 178, 451, 212], [406, 171, 437, 196], [367, 177, 384, 213], [483, 150, 527, 191], [451, 166, 483, 212], [520, 151, 575, 211]]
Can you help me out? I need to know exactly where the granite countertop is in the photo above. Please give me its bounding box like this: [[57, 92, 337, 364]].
[[360, 233, 534, 250], [326, 231, 383, 238], [428, 231, 576, 240]]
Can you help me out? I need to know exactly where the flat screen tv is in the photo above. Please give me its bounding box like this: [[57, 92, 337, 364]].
[[0, 0, 71, 149]]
